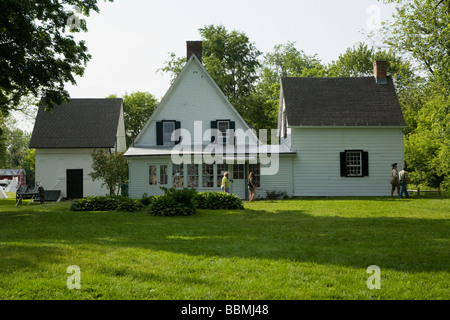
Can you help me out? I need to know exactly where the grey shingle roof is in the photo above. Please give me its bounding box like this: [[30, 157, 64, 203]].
[[29, 98, 123, 149], [281, 77, 406, 127]]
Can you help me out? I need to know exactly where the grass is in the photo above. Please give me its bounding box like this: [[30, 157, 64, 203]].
[[0, 194, 449, 300]]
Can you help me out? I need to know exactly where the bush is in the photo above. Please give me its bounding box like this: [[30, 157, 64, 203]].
[[195, 192, 244, 210], [265, 190, 289, 200], [147, 187, 197, 216], [71, 195, 141, 212], [139, 193, 156, 206]]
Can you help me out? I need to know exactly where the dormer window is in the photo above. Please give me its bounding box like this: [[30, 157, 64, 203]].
[[218, 121, 229, 144], [156, 121, 181, 146], [211, 119, 235, 144], [163, 122, 175, 145]]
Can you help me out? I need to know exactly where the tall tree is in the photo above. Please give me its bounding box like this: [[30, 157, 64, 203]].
[[381, 0, 450, 93], [107, 92, 158, 147], [378, 0, 450, 187], [0, 0, 114, 118], [199, 25, 262, 106], [256, 42, 327, 131], [158, 25, 262, 124], [327, 42, 417, 91]]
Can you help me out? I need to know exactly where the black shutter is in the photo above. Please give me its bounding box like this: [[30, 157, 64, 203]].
[[211, 121, 217, 143], [156, 121, 163, 146], [340, 152, 347, 177], [175, 121, 181, 145], [362, 151, 369, 176], [230, 121, 235, 145]]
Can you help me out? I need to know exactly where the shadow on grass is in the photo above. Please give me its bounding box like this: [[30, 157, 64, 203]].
[[0, 200, 449, 274]]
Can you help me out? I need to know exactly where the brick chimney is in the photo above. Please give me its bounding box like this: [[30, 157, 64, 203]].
[[186, 41, 202, 63], [373, 61, 387, 84]]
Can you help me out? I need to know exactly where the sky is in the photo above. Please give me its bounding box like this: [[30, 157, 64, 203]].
[[14, 0, 397, 132], [64, 0, 397, 100]]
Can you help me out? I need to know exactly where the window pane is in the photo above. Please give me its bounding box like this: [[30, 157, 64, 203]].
[[233, 164, 244, 179], [218, 121, 229, 144], [218, 121, 229, 134], [187, 164, 199, 188], [172, 164, 184, 188], [346, 152, 362, 176], [163, 122, 175, 145], [149, 165, 157, 185], [160, 165, 168, 185], [202, 164, 214, 188]]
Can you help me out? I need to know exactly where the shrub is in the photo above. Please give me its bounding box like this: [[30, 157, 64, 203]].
[[147, 187, 197, 216], [139, 193, 155, 206], [265, 190, 289, 200], [70, 195, 141, 212], [195, 192, 244, 210]]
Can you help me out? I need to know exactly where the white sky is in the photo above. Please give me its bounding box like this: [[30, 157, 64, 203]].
[[64, 0, 396, 100], [15, 0, 397, 132]]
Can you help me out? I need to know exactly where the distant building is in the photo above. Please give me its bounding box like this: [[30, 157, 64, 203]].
[[0, 169, 26, 188], [29, 99, 126, 198]]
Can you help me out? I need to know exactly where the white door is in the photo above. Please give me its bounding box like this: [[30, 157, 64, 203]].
[[148, 164, 169, 196], [231, 164, 246, 199]]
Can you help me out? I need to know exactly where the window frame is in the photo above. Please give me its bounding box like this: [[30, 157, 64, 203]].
[[211, 120, 235, 145], [172, 163, 184, 189], [340, 150, 369, 178], [156, 120, 181, 146]]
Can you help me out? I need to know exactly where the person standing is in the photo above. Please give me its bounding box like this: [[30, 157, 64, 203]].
[[38, 183, 45, 204], [390, 163, 400, 197], [248, 171, 257, 201], [398, 166, 410, 198], [221, 171, 231, 194]]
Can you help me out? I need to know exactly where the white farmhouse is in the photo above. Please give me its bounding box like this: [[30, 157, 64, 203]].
[[29, 98, 126, 198], [278, 61, 406, 196], [125, 42, 406, 199], [125, 41, 295, 199]]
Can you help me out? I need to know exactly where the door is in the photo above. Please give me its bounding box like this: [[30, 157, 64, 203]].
[[231, 164, 247, 199], [67, 169, 83, 199], [148, 164, 169, 195]]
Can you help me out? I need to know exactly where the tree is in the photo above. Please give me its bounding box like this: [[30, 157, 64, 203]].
[[158, 24, 262, 122], [107, 92, 158, 147], [256, 42, 327, 131], [0, 0, 113, 118], [327, 42, 417, 91], [378, 0, 450, 187], [381, 0, 450, 94], [199, 25, 262, 106], [404, 92, 450, 188], [89, 149, 128, 196], [0, 116, 35, 184]]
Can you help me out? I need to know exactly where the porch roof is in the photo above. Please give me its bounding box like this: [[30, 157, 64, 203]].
[[124, 144, 296, 158]]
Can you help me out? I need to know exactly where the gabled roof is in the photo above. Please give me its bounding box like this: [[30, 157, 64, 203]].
[[29, 98, 123, 149], [281, 77, 406, 127], [0, 169, 25, 176], [134, 54, 258, 146]]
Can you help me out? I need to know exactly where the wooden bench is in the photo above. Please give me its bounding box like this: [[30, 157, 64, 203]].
[[407, 187, 441, 196]]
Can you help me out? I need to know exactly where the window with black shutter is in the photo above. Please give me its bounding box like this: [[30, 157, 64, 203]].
[[340, 150, 369, 177], [211, 120, 235, 144], [156, 120, 181, 146]]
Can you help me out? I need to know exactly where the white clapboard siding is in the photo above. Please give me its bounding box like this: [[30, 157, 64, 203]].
[[290, 128, 404, 196], [35, 148, 110, 198], [135, 56, 257, 147], [128, 158, 150, 199], [260, 156, 294, 197]]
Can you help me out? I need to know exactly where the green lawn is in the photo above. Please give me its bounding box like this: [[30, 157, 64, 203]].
[[0, 195, 449, 300]]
